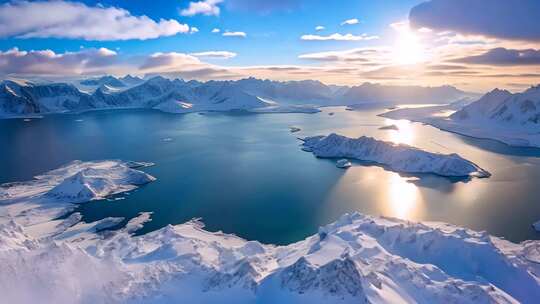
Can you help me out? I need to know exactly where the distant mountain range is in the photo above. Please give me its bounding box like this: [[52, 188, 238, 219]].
[[0, 75, 475, 117]]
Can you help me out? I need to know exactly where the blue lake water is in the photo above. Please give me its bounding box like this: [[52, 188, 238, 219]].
[[1, 106, 540, 245]]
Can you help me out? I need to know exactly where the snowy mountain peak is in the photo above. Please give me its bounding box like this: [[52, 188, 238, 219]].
[[279, 255, 366, 299], [146, 75, 169, 84], [80, 75, 126, 88], [119, 75, 144, 86], [486, 87, 512, 97], [451, 85, 540, 128], [523, 84, 540, 97]]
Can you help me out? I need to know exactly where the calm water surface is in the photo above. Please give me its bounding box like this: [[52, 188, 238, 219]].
[[1, 106, 540, 244]]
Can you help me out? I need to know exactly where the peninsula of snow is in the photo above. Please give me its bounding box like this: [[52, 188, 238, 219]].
[[1, 160, 539, 303], [301, 133, 490, 178]]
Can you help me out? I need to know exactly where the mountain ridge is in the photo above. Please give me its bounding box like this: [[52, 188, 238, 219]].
[[0, 75, 476, 117]]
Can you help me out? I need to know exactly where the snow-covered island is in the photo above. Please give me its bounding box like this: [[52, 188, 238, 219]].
[[336, 159, 352, 169], [533, 220, 540, 233], [289, 126, 302, 133], [301, 133, 490, 178], [381, 85, 540, 148], [1, 160, 539, 303], [0, 160, 155, 228], [379, 124, 399, 131]]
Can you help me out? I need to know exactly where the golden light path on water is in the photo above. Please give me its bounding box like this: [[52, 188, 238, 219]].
[[386, 173, 422, 219], [322, 108, 426, 222], [385, 118, 414, 145], [382, 119, 423, 219]]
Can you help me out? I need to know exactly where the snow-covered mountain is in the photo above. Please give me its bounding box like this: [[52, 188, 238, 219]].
[[79, 75, 127, 88], [0, 160, 538, 303], [0, 76, 475, 118], [381, 85, 540, 148], [234, 78, 473, 106], [301, 133, 490, 177], [451, 85, 540, 127], [0, 79, 93, 115], [0, 76, 272, 116], [234, 77, 337, 104], [119, 75, 145, 86]]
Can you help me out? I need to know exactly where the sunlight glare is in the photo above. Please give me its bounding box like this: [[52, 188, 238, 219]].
[[393, 23, 426, 65], [387, 174, 420, 220], [386, 119, 414, 145]]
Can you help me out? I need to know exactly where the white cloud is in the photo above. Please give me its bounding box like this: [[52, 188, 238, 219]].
[[140, 52, 203, 71], [301, 33, 378, 41], [341, 18, 360, 26], [223, 31, 247, 38], [190, 51, 237, 59], [138, 51, 239, 79], [0, 47, 121, 75], [315, 25, 325, 31], [211, 28, 221, 33], [190, 27, 199, 34], [0, 1, 190, 41], [180, 0, 223, 17]]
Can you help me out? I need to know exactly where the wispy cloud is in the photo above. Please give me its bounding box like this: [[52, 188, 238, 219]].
[[139, 51, 239, 80], [341, 18, 360, 26], [0, 1, 190, 41], [223, 31, 247, 38], [211, 28, 221, 33], [139, 52, 204, 71], [299, 48, 389, 63], [180, 0, 223, 17], [315, 26, 325, 31], [301, 33, 378, 41], [190, 51, 237, 59]]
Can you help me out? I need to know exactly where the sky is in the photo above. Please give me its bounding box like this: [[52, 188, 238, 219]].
[[0, 0, 539, 92]]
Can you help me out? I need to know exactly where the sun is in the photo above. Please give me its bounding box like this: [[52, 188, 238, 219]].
[[392, 23, 426, 65]]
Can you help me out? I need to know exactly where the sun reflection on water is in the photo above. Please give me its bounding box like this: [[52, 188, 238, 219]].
[[386, 174, 421, 220], [385, 119, 414, 145]]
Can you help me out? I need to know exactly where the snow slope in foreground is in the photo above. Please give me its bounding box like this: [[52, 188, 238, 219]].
[[380, 86, 540, 148], [1, 161, 539, 303], [301, 133, 490, 178]]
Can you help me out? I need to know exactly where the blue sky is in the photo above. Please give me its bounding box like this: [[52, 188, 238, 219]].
[[0, 0, 539, 91], [0, 0, 421, 65]]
